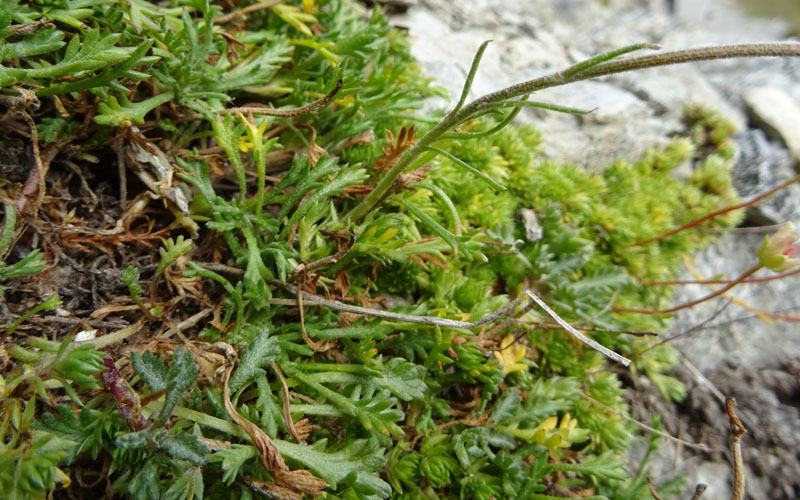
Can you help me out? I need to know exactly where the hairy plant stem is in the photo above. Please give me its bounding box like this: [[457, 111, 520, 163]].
[[344, 42, 800, 223]]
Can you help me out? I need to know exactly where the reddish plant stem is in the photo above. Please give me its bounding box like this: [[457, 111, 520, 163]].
[[102, 355, 149, 431], [625, 173, 800, 248], [631, 266, 800, 286], [756, 311, 800, 323], [613, 265, 761, 315]]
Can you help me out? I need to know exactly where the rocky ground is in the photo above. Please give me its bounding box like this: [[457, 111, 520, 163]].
[[387, 1, 800, 498]]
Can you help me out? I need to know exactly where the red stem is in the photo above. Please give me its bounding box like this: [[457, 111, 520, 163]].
[[632, 266, 800, 286], [625, 173, 800, 248], [614, 265, 762, 315]]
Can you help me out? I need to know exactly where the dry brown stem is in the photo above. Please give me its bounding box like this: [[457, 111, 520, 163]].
[[726, 397, 746, 500], [222, 364, 327, 498], [646, 477, 664, 500], [213, 0, 284, 24], [271, 362, 304, 444]]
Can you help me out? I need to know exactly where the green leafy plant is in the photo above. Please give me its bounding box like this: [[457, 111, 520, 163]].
[[2, 1, 799, 499], [0, 204, 46, 296]]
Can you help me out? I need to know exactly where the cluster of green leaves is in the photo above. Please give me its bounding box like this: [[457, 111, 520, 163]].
[[396, 105, 740, 396], [0, 204, 45, 297], [1, 0, 748, 499], [2, 336, 107, 500]]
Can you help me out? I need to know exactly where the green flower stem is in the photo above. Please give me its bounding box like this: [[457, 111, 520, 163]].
[[6, 295, 62, 335], [146, 401, 249, 439], [288, 404, 348, 417], [1, 202, 16, 256], [575, 43, 800, 79], [343, 42, 800, 223], [420, 146, 506, 190]]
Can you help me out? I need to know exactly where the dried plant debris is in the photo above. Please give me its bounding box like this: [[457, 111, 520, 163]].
[[1, 1, 799, 499]]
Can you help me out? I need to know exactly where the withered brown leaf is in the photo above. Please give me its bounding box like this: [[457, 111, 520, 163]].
[[222, 364, 327, 497]]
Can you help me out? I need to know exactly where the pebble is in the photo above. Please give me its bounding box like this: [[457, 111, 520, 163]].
[[744, 86, 800, 166]]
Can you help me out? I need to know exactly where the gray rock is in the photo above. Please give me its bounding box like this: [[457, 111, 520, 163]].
[[671, 231, 800, 374], [522, 80, 672, 171], [610, 67, 747, 131], [391, 8, 504, 110], [691, 462, 731, 500], [498, 33, 569, 71], [744, 86, 800, 165], [731, 129, 800, 225]]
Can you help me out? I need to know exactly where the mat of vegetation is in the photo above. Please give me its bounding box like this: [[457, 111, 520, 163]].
[[0, 1, 772, 499]]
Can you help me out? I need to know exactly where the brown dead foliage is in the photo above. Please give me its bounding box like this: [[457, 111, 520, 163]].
[[369, 125, 416, 186], [222, 364, 328, 498]]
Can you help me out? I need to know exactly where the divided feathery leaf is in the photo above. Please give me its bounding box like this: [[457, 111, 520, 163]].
[[24, 29, 129, 81], [35, 405, 117, 463], [155, 236, 193, 279], [228, 330, 281, 393], [95, 92, 175, 126], [288, 366, 405, 435], [132, 350, 169, 392], [215, 444, 257, 485], [550, 451, 627, 481], [304, 357, 426, 401], [158, 433, 209, 466], [153, 347, 198, 428], [0, 29, 65, 59], [37, 40, 159, 96]]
